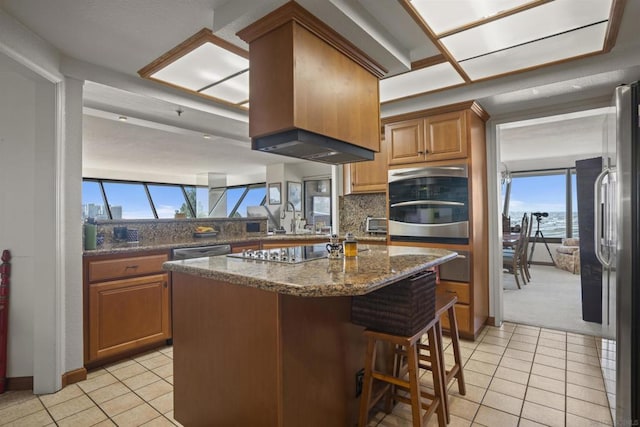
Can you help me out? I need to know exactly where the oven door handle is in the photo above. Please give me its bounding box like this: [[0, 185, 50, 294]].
[[390, 200, 465, 208]]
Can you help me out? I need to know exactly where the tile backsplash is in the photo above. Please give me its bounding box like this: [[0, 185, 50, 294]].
[[339, 193, 386, 234]]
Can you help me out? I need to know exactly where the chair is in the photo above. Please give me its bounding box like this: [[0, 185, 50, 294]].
[[502, 213, 511, 233], [555, 238, 580, 274], [520, 213, 534, 281], [503, 213, 529, 289]]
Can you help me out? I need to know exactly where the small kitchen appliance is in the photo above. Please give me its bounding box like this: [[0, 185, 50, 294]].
[[365, 217, 387, 234]]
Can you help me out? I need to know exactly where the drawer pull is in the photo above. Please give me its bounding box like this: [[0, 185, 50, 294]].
[[446, 290, 457, 294], [125, 265, 139, 270]]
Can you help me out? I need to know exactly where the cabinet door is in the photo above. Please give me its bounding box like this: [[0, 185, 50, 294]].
[[88, 273, 170, 362], [344, 135, 388, 194], [386, 118, 426, 165], [425, 111, 467, 161]]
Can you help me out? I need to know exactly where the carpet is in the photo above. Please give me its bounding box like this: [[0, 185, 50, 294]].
[[503, 265, 605, 336]]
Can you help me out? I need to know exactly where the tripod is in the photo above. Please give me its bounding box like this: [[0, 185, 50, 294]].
[[529, 215, 556, 266]]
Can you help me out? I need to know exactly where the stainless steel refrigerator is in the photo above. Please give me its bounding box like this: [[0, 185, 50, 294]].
[[596, 82, 639, 424]]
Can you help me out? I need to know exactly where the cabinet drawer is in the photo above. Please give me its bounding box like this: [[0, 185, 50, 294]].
[[88, 254, 168, 282], [437, 281, 469, 304], [440, 303, 470, 336]]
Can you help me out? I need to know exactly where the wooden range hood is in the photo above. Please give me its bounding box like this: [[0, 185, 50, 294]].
[[237, 1, 384, 164]]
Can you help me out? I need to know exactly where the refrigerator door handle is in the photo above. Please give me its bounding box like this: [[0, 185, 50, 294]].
[[594, 167, 612, 268]]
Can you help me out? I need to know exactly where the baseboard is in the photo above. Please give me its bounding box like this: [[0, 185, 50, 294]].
[[5, 376, 33, 391], [487, 316, 497, 327], [62, 367, 87, 387]]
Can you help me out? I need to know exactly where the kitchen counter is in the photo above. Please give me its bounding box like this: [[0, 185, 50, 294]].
[[169, 244, 456, 426], [83, 233, 387, 256], [163, 244, 456, 297]]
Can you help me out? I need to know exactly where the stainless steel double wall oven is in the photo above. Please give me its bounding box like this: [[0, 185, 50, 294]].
[[388, 164, 469, 245]]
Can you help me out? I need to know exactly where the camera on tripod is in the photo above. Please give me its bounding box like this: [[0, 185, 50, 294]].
[[532, 212, 549, 220]]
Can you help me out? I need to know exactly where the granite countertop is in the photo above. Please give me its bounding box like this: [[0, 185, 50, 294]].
[[163, 245, 457, 297], [83, 233, 387, 256]]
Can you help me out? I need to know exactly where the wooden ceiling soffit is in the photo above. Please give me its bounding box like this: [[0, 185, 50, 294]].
[[236, 1, 387, 78], [410, 54, 447, 71]]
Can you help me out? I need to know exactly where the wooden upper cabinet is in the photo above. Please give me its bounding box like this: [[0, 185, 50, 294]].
[[237, 2, 383, 152], [386, 118, 425, 166], [387, 111, 467, 165], [344, 134, 388, 194], [425, 110, 467, 161]]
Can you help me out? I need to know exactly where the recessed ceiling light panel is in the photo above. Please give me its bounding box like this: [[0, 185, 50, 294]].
[[151, 42, 248, 91], [459, 22, 608, 80], [380, 62, 465, 102], [200, 70, 249, 104], [139, 29, 250, 109], [441, 0, 612, 61], [410, 0, 532, 34]]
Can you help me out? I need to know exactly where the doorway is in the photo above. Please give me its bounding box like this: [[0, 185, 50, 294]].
[[493, 107, 611, 336]]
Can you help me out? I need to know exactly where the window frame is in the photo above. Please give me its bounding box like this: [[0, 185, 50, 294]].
[[503, 167, 578, 241]]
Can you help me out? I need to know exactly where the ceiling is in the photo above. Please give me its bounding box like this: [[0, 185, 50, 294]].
[[2, 0, 640, 181]]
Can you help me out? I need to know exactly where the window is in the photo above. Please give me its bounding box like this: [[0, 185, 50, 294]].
[[234, 186, 266, 217], [147, 184, 193, 218], [82, 179, 267, 220], [82, 180, 108, 221], [504, 169, 577, 239], [193, 186, 210, 217], [102, 181, 155, 219]]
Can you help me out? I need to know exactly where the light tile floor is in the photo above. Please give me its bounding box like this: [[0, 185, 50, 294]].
[[0, 323, 616, 426]]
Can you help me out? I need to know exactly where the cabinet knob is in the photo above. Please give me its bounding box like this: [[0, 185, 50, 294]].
[[417, 151, 425, 155]]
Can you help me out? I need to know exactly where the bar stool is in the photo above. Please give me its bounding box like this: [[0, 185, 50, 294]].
[[416, 293, 466, 422], [358, 318, 446, 427]]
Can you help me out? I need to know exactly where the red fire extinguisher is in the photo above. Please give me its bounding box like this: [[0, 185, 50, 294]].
[[0, 250, 10, 394]]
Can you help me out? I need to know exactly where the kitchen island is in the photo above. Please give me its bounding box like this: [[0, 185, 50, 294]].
[[163, 244, 456, 427]]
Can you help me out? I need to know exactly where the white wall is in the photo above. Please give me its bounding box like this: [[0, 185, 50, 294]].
[[0, 63, 37, 379], [0, 11, 83, 393]]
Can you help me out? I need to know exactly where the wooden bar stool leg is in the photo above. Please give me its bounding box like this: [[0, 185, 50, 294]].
[[435, 320, 450, 424], [406, 341, 423, 427], [427, 327, 447, 427], [448, 306, 466, 396], [358, 336, 377, 427]]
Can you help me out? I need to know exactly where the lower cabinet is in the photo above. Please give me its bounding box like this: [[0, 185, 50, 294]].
[[84, 251, 171, 365]]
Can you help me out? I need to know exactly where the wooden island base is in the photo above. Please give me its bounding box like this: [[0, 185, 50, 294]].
[[172, 272, 367, 426]]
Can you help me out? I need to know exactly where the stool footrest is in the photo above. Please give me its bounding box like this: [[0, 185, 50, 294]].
[[372, 371, 409, 389]]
